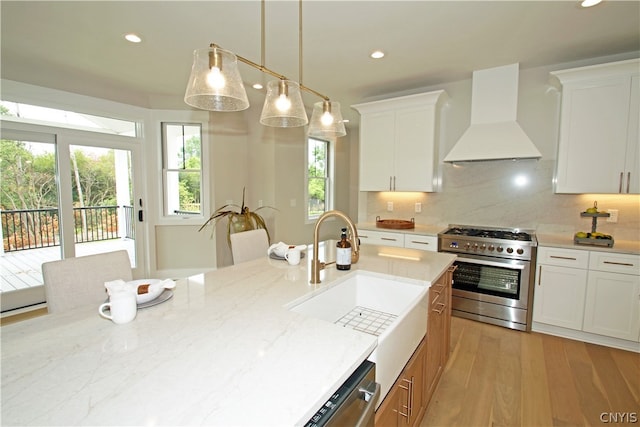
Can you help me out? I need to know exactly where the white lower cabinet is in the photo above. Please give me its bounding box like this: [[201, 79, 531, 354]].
[[358, 230, 405, 248], [583, 270, 640, 341], [359, 229, 437, 252], [534, 263, 588, 331], [534, 246, 640, 348]]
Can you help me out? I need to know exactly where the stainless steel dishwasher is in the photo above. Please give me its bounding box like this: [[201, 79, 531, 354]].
[[304, 360, 380, 427]]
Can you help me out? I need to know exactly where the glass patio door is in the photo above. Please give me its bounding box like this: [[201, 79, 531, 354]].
[[1, 129, 146, 313]]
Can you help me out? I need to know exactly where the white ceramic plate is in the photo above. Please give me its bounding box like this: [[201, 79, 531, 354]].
[[128, 279, 163, 304], [137, 289, 173, 309]]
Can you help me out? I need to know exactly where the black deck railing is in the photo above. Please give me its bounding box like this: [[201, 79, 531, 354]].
[[1, 206, 135, 252]]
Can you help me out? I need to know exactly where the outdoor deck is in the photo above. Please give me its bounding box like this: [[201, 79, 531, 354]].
[[1, 239, 135, 293]]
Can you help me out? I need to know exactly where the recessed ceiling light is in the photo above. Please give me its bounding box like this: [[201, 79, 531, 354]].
[[124, 33, 142, 43], [370, 50, 385, 59], [252, 83, 264, 90], [581, 0, 602, 7]]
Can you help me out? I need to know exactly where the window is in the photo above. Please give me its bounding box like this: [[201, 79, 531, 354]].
[[162, 123, 202, 216], [0, 101, 138, 137], [306, 137, 333, 221]]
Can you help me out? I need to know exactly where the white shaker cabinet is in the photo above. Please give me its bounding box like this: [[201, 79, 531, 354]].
[[583, 252, 640, 342], [551, 59, 639, 194], [533, 247, 589, 330], [353, 90, 447, 192]]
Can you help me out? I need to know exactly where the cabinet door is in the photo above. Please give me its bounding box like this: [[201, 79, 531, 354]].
[[359, 111, 395, 191], [375, 382, 400, 427], [624, 74, 639, 194], [404, 234, 437, 252], [394, 105, 436, 192], [555, 76, 631, 194], [358, 230, 405, 247], [583, 270, 640, 341], [533, 264, 588, 330], [424, 288, 444, 403]]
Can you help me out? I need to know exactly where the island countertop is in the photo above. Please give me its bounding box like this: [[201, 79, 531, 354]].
[[1, 243, 456, 426]]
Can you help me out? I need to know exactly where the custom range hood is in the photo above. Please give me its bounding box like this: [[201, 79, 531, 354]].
[[444, 63, 541, 162]]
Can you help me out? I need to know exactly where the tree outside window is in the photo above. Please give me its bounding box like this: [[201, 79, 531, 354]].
[[162, 123, 202, 216], [307, 138, 331, 220]]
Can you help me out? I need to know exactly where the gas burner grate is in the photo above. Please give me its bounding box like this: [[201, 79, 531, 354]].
[[444, 227, 532, 242], [335, 306, 397, 337]]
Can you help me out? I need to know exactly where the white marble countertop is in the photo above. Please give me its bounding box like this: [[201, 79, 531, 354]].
[[1, 242, 456, 426], [537, 233, 640, 255], [357, 222, 446, 236]]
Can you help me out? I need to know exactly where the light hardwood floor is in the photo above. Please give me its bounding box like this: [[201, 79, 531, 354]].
[[421, 317, 640, 427]]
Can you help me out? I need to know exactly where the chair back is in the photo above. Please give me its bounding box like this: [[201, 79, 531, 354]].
[[230, 229, 269, 264], [42, 250, 133, 314]]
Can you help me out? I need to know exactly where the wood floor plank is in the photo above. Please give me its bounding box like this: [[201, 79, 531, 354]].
[[419, 317, 639, 427], [585, 344, 639, 415], [520, 332, 554, 427]]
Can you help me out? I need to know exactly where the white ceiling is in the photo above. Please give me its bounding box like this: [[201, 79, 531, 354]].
[[1, 1, 639, 127]]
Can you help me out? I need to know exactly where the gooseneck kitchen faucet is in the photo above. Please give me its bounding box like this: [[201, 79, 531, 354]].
[[311, 210, 360, 284]]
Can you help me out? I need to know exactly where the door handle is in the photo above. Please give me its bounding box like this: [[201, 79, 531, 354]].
[[138, 210, 144, 222]]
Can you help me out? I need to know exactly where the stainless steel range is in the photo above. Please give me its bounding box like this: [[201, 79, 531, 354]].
[[438, 225, 537, 331]]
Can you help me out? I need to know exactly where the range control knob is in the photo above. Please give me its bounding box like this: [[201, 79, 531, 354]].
[[497, 246, 504, 253], [517, 248, 524, 255], [506, 247, 514, 254], [480, 244, 486, 251], [473, 243, 479, 251], [464, 243, 471, 250], [488, 245, 495, 251]]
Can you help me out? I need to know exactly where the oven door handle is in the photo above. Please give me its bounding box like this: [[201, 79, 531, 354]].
[[456, 257, 526, 270]]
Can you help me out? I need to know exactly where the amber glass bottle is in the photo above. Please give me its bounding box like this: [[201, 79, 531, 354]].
[[336, 228, 352, 270]]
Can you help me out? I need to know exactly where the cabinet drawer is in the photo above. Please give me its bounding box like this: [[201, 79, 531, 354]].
[[358, 230, 404, 247], [589, 251, 640, 275], [538, 246, 589, 269], [405, 234, 437, 252]]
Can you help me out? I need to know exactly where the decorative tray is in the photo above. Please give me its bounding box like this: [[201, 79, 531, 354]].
[[376, 216, 415, 229]]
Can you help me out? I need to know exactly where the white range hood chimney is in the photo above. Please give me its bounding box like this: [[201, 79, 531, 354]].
[[444, 63, 541, 162]]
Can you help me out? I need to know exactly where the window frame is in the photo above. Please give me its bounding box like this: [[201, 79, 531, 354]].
[[305, 136, 334, 223], [161, 122, 205, 219]]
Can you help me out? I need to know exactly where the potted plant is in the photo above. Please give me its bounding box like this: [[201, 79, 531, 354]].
[[199, 188, 274, 247]]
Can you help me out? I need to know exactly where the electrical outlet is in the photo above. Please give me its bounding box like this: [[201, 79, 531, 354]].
[[415, 202, 422, 213], [607, 209, 619, 223], [387, 201, 393, 212]]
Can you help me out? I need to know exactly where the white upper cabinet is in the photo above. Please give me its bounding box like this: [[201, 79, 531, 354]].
[[551, 59, 639, 194], [353, 90, 447, 192]]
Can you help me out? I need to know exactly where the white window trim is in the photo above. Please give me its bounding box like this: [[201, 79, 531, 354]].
[[305, 137, 335, 224], [151, 111, 210, 226]]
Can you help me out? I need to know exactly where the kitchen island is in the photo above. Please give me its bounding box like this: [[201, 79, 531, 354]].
[[1, 243, 455, 426]]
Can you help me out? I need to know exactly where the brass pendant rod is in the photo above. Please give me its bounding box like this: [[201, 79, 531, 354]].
[[209, 42, 329, 101]]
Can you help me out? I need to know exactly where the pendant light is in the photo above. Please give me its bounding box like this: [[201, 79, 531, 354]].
[[184, 45, 249, 112], [183, 0, 346, 136], [260, 79, 308, 127], [308, 100, 346, 138]]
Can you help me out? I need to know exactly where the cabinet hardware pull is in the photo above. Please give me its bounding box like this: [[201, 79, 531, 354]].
[[603, 261, 635, 267], [431, 283, 445, 295], [360, 235, 369, 239], [410, 240, 430, 245], [538, 265, 542, 286], [393, 176, 397, 191], [433, 302, 446, 314], [619, 172, 624, 193], [389, 176, 392, 191], [627, 172, 631, 193], [381, 237, 398, 241], [549, 255, 577, 261]]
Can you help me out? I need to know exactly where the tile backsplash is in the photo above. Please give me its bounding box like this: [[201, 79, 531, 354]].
[[362, 159, 640, 239]]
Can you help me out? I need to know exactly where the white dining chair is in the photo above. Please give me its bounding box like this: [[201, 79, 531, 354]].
[[42, 250, 133, 314], [230, 229, 269, 265]]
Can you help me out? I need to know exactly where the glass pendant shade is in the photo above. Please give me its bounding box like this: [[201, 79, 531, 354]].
[[184, 47, 249, 112], [260, 80, 308, 127], [308, 101, 347, 138]]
